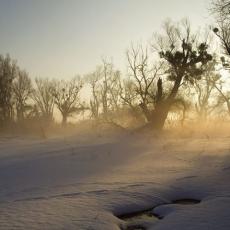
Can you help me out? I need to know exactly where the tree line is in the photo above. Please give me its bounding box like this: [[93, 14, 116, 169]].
[[1, 1, 230, 133]]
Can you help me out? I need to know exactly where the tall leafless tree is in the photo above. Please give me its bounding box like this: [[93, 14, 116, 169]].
[[52, 77, 84, 125], [32, 78, 55, 123], [0, 54, 18, 125], [212, 0, 230, 62], [13, 70, 33, 121], [87, 69, 101, 119], [87, 60, 122, 120], [194, 59, 221, 120], [212, 77, 230, 116], [119, 78, 139, 114], [126, 44, 164, 123], [211, 1, 230, 115], [211, 0, 230, 17]]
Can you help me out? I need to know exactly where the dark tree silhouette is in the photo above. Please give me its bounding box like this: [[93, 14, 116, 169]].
[[212, 1, 230, 59], [212, 0, 230, 17], [152, 20, 212, 129], [87, 69, 101, 119], [52, 77, 84, 125], [194, 59, 221, 120], [127, 21, 212, 130], [13, 70, 33, 121], [126, 44, 164, 124], [119, 77, 140, 116], [212, 76, 230, 116], [0, 54, 18, 125], [87, 60, 122, 120], [32, 78, 55, 123], [211, 1, 230, 115]]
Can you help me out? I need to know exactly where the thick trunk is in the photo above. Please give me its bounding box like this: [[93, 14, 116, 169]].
[[0, 105, 13, 124], [17, 106, 24, 122], [62, 114, 67, 126], [149, 102, 171, 130], [149, 75, 183, 130], [148, 78, 180, 130], [141, 76, 182, 130]]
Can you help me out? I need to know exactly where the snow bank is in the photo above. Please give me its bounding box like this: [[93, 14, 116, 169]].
[[0, 133, 230, 229]]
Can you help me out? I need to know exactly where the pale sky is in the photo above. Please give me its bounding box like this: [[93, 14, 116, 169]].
[[0, 0, 211, 79]]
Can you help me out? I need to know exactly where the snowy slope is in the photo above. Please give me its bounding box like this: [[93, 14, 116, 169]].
[[0, 133, 230, 229]]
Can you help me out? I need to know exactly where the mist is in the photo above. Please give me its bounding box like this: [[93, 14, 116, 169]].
[[1, 1, 230, 230]]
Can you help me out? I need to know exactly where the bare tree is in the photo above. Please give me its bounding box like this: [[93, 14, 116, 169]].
[[87, 69, 101, 119], [126, 21, 212, 130], [32, 78, 55, 123], [213, 22, 230, 61], [0, 54, 18, 125], [52, 77, 84, 125], [13, 70, 33, 121], [87, 60, 122, 120], [211, 0, 230, 18], [212, 77, 230, 116], [119, 78, 139, 114], [211, 1, 230, 116], [99, 60, 122, 118], [149, 19, 212, 129], [212, 0, 230, 65], [194, 59, 221, 120], [126, 44, 164, 123], [172, 97, 190, 127]]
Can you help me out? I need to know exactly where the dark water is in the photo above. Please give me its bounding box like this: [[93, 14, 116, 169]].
[[118, 198, 201, 230]]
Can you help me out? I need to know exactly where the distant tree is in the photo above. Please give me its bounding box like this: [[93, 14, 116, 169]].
[[212, 76, 230, 116], [119, 78, 140, 116], [87, 69, 101, 119], [211, 0, 230, 18], [193, 59, 221, 120], [0, 54, 18, 125], [32, 78, 55, 123], [99, 60, 121, 118], [211, 1, 230, 116], [13, 70, 33, 121], [52, 77, 84, 125], [170, 96, 190, 127], [212, 1, 230, 64], [87, 60, 122, 120]]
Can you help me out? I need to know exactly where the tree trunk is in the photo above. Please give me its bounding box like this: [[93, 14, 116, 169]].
[[140, 76, 183, 131], [148, 76, 182, 130], [149, 102, 171, 130], [17, 106, 24, 122], [62, 114, 67, 126]]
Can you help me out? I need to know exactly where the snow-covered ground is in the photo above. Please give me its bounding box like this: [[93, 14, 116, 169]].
[[0, 131, 230, 229]]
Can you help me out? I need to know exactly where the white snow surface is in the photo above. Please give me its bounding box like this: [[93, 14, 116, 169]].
[[0, 132, 230, 229]]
